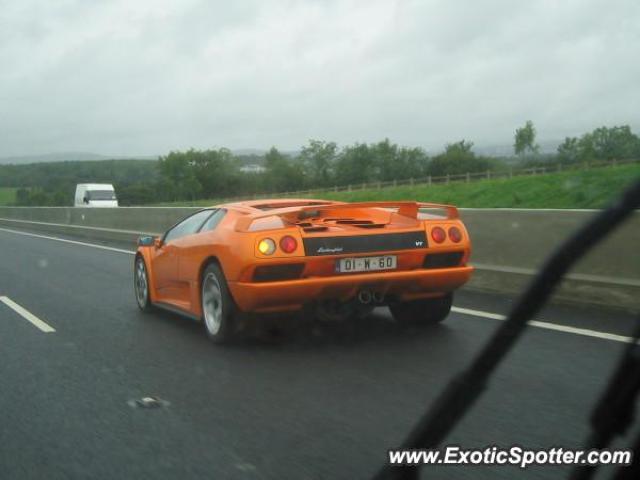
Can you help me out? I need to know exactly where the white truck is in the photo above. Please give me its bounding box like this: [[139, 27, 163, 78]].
[[74, 184, 118, 207]]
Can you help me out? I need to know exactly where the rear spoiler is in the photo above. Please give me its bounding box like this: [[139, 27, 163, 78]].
[[234, 201, 459, 232]]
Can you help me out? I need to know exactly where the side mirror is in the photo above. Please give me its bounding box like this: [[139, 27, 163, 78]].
[[154, 237, 163, 249], [83, 196, 89, 204], [137, 235, 158, 247]]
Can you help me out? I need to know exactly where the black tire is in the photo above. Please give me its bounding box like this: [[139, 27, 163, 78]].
[[390, 293, 453, 326], [201, 263, 238, 344], [134, 256, 154, 312]]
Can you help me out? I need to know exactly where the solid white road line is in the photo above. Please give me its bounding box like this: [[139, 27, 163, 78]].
[[0, 227, 135, 255], [471, 262, 640, 288], [452, 306, 635, 344], [0, 226, 633, 344], [0, 296, 56, 333]]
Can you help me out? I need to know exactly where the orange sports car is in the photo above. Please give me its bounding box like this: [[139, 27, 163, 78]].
[[134, 199, 473, 343]]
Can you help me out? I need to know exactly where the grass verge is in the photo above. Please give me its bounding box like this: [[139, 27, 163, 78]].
[[156, 163, 640, 208], [0, 187, 18, 206]]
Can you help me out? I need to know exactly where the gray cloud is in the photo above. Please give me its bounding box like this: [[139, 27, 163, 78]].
[[1, 0, 638, 156]]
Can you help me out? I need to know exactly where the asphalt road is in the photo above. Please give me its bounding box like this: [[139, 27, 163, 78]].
[[0, 227, 637, 480]]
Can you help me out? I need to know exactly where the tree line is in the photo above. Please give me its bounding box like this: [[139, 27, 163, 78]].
[[4, 123, 639, 206], [1, 159, 159, 206]]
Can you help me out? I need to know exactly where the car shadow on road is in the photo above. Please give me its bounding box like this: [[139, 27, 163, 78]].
[[137, 305, 457, 352], [252, 312, 455, 350]]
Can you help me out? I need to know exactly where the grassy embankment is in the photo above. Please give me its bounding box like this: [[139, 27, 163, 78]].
[[159, 163, 640, 209], [0, 187, 18, 206]]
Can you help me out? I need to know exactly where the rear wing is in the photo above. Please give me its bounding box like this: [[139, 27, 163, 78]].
[[234, 201, 459, 232]]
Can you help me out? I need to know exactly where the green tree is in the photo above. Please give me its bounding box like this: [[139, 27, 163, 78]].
[[557, 137, 580, 163], [28, 189, 50, 206], [334, 143, 373, 185], [264, 147, 305, 192], [299, 140, 337, 187], [581, 126, 640, 161], [188, 148, 240, 198], [157, 151, 202, 201], [15, 188, 30, 205], [395, 146, 429, 179], [117, 183, 158, 206], [52, 189, 70, 206], [369, 138, 399, 182], [514, 120, 540, 156], [367, 139, 430, 181], [556, 125, 640, 164], [428, 140, 490, 176]]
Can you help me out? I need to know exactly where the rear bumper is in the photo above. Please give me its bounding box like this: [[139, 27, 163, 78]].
[[229, 266, 474, 312]]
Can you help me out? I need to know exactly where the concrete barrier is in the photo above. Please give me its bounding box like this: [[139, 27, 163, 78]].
[[0, 206, 195, 244], [0, 206, 195, 233], [0, 206, 638, 310], [459, 209, 640, 310]]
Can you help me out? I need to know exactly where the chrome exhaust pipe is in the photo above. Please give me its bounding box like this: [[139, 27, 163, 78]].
[[357, 290, 372, 304], [372, 291, 385, 303]]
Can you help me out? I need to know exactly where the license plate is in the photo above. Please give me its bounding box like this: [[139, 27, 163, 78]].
[[337, 255, 397, 273]]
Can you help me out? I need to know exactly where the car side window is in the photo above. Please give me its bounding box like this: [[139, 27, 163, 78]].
[[200, 209, 226, 232], [163, 210, 214, 244]]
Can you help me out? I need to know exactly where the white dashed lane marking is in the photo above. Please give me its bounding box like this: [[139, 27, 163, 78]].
[[0, 296, 56, 333], [452, 306, 635, 344]]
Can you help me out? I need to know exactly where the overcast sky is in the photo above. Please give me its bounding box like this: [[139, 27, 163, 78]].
[[1, 0, 638, 157]]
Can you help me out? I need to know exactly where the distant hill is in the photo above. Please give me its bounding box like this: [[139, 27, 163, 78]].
[[0, 142, 561, 166], [232, 148, 267, 156], [0, 149, 304, 166], [0, 152, 158, 165]]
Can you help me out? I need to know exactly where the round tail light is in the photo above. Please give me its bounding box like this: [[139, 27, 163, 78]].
[[279, 235, 298, 254], [431, 226, 446, 243], [258, 238, 276, 255], [448, 226, 462, 243]]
